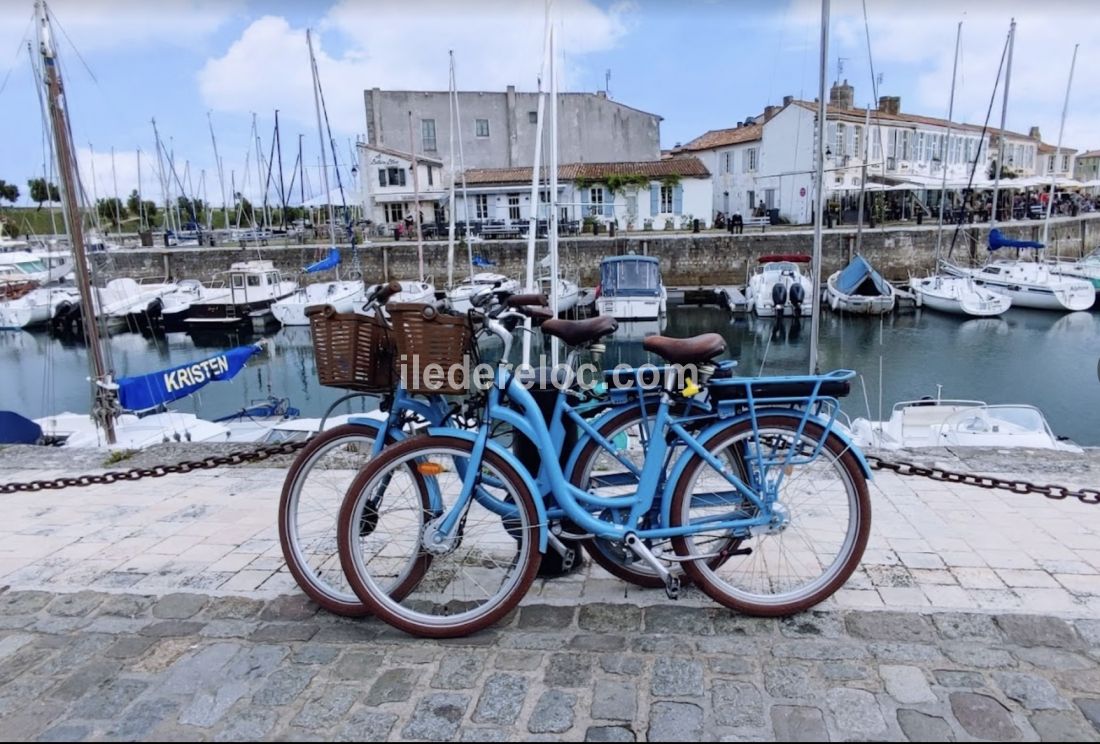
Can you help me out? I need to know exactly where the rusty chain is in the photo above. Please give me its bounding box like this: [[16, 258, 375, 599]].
[[865, 454, 1100, 505], [0, 440, 308, 494], [1, 442, 1097, 506]]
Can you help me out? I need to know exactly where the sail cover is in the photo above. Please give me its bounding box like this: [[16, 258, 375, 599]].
[[834, 255, 891, 296], [304, 247, 340, 273], [118, 345, 261, 411], [989, 228, 1044, 251]]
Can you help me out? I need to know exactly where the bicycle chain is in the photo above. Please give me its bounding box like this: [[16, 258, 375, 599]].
[[1, 441, 1097, 506], [0, 440, 308, 494], [865, 454, 1100, 505]]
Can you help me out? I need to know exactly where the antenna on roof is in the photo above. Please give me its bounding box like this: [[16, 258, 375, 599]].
[[836, 56, 849, 84], [605, 68, 612, 98]]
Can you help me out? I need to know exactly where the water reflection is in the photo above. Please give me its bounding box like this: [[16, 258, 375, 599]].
[[1, 303, 1096, 445]]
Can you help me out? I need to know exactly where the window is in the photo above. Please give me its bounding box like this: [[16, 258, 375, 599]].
[[590, 187, 604, 216], [723, 152, 732, 173], [475, 194, 489, 220], [528, 111, 538, 124], [1048, 155, 1056, 172], [1061, 154, 1070, 172], [764, 189, 776, 210], [872, 128, 882, 162], [886, 130, 896, 158], [427, 166, 433, 187], [384, 203, 404, 223], [746, 190, 755, 211], [900, 130, 911, 161], [508, 193, 521, 221], [660, 185, 673, 213], [266, 273, 277, 285], [475, 119, 490, 137], [421, 119, 436, 151], [853, 126, 862, 159], [925, 132, 935, 161], [232, 274, 244, 288], [826, 122, 837, 158], [246, 275, 261, 287], [836, 123, 846, 158], [744, 147, 757, 172], [379, 167, 406, 187]]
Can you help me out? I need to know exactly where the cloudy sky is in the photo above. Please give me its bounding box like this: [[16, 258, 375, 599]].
[[1, 0, 1097, 208]]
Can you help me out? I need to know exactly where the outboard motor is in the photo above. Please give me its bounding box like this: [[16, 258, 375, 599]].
[[770, 282, 788, 313], [788, 282, 805, 316], [51, 300, 79, 335]]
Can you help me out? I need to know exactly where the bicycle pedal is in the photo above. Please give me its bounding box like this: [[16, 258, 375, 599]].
[[562, 549, 576, 572], [664, 575, 681, 600]]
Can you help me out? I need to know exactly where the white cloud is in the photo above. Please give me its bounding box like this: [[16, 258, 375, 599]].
[[197, 0, 633, 139]]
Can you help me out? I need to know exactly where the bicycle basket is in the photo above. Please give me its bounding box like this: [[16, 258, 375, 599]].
[[307, 304, 394, 392], [387, 302, 473, 395]]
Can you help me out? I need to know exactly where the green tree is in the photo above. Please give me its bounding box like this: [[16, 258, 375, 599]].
[[126, 189, 141, 217], [27, 178, 60, 210], [0, 180, 19, 204], [234, 192, 254, 223], [96, 197, 127, 227], [177, 196, 205, 225]]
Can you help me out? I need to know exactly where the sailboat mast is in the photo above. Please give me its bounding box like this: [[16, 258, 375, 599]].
[[275, 110, 287, 229], [447, 51, 456, 290], [990, 19, 1015, 229], [854, 104, 870, 255], [451, 56, 473, 279], [1042, 44, 1077, 247], [808, 0, 829, 375], [408, 112, 424, 281], [549, 24, 561, 368], [934, 22, 962, 265], [137, 148, 144, 231], [151, 119, 170, 232], [110, 146, 121, 239], [207, 112, 229, 231], [36, 0, 115, 444], [307, 30, 337, 247]]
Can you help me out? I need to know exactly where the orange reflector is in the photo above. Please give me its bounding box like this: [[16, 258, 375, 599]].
[[417, 462, 445, 476]]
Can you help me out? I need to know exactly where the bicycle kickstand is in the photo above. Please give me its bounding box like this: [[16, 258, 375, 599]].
[[624, 533, 680, 600]]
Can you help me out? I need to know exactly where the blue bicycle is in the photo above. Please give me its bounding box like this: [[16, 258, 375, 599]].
[[336, 318, 873, 637]]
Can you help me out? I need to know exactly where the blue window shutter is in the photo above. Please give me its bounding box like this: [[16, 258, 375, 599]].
[[650, 183, 659, 214], [673, 184, 683, 214]]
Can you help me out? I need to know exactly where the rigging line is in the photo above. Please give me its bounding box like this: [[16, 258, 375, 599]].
[[0, 11, 34, 99], [946, 30, 1009, 261], [859, 0, 888, 204], [50, 9, 98, 86]]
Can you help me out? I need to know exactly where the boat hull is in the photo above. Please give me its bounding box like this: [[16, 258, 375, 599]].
[[945, 263, 1094, 312], [272, 281, 365, 326]]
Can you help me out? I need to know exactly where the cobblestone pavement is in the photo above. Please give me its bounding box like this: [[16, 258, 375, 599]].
[[0, 590, 1099, 741]]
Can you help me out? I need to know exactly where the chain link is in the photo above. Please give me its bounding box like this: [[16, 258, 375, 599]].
[[866, 454, 1100, 505], [0, 440, 308, 494]]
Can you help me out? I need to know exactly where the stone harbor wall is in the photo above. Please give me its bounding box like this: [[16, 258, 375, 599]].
[[89, 215, 1100, 288]]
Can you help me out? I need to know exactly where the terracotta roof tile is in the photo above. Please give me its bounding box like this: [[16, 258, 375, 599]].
[[462, 158, 709, 185], [675, 123, 763, 152], [1077, 149, 1100, 159]]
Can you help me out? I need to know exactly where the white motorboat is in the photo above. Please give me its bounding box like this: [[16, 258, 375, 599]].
[[372, 280, 436, 306], [911, 274, 1012, 316], [184, 260, 298, 330], [49, 278, 174, 335], [156, 279, 216, 331], [596, 256, 667, 320], [848, 398, 1080, 453], [746, 254, 813, 317], [272, 280, 365, 326], [0, 250, 73, 284], [826, 255, 896, 315], [36, 410, 234, 448], [539, 275, 580, 314], [0, 284, 80, 329], [447, 272, 520, 314], [1049, 248, 1100, 295], [943, 259, 1094, 312]]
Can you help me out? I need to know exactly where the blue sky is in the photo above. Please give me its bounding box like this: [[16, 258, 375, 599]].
[[2, 0, 1097, 209]]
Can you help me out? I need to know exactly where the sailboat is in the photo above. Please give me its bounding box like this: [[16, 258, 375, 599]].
[[271, 31, 364, 326], [941, 21, 1092, 313], [910, 23, 1011, 317]]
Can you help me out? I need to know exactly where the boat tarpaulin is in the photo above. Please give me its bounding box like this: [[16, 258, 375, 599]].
[[834, 255, 891, 296], [989, 228, 1044, 251], [304, 248, 340, 273], [118, 345, 261, 412]]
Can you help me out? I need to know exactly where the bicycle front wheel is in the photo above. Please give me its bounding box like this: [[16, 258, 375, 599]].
[[278, 424, 393, 616], [338, 434, 542, 638], [670, 416, 870, 616]]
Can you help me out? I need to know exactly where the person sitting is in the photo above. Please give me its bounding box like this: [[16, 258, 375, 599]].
[[731, 213, 744, 235]]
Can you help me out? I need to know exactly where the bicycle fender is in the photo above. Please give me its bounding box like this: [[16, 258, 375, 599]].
[[425, 427, 549, 552], [659, 407, 873, 521]]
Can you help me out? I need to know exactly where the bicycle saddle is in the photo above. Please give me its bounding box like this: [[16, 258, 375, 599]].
[[541, 316, 618, 346], [643, 333, 726, 364]]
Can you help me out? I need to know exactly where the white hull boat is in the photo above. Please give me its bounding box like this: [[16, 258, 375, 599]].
[[911, 275, 1011, 316], [36, 411, 233, 448], [596, 256, 667, 320], [944, 260, 1094, 312], [371, 280, 436, 306], [185, 261, 298, 329], [539, 276, 580, 314], [848, 398, 1080, 452], [0, 285, 80, 329], [0, 250, 74, 284], [746, 255, 813, 318], [272, 280, 365, 326], [1049, 249, 1100, 296], [826, 256, 896, 315], [448, 273, 520, 314]]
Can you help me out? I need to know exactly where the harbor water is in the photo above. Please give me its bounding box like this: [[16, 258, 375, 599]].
[[1, 305, 1097, 446]]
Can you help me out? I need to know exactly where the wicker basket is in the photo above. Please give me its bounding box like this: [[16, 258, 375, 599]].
[[307, 304, 394, 392], [387, 303, 473, 395]]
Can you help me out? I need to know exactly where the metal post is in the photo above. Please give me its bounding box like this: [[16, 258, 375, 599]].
[[1042, 44, 1078, 248], [808, 0, 829, 375]]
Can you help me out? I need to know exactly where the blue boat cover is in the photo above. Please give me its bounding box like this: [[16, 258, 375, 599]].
[[304, 247, 340, 273], [0, 411, 42, 444], [118, 345, 261, 412], [834, 255, 891, 296], [989, 228, 1044, 251], [472, 256, 495, 267]]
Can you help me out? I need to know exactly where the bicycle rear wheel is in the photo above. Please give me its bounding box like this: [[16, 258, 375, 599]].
[[338, 434, 542, 638], [669, 416, 870, 616], [279, 424, 396, 616]]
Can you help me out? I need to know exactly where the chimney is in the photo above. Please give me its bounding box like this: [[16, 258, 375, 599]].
[[878, 95, 900, 115], [829, 79, 854, 110], [736, 121, 743, 128], [595, 90, 607, 99], [783, 95, 794, 107], [1029, 126, 1041, 140], [763, 105, 779, 122]]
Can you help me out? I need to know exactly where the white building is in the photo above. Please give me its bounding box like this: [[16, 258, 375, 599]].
[[357, 143, 446, 231], [454, 158, 712, 232]]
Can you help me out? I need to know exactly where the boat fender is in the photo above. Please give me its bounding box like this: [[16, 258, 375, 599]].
[[771, 282, 788, 308], [789, 282, 805, 312]]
